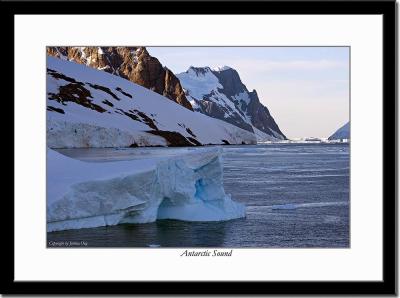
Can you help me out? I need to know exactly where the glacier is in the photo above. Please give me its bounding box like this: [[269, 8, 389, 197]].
[[46, 56, 256, 148], [47, 148, 245, 232]]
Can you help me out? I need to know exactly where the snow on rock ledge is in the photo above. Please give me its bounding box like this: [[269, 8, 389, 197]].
[[46, 56, 256, 148], [47, 148, 245, 232]]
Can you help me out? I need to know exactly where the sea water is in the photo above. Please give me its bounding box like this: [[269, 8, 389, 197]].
[[48, 143, 349, 248]]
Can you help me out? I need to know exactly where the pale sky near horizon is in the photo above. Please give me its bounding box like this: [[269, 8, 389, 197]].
[[147, 47, 349, 139]]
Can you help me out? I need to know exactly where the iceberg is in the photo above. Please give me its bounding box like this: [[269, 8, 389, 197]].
[[47, 148, 245, 232]]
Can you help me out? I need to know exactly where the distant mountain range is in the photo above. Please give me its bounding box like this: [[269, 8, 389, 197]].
[[47, 46, 286, 147], [328, 122, 349, 140]]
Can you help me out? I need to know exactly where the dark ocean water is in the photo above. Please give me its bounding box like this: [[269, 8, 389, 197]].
[[48, 143, 350, 248]]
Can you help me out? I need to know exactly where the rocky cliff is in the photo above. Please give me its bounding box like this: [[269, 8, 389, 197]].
[[47, 46, 193, 111], [177, 66, 286, 140]]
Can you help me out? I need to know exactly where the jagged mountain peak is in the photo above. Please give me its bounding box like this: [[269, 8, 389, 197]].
[[177, 66, 286, 141], [186, 65, 235, 75], [135, 46, 148, 55], [186, 66, 213, 76], [211, 65, 232, 72], [47, 46, 193, 111], [211, 67, 247, 98], [183, 65, 245, 94]]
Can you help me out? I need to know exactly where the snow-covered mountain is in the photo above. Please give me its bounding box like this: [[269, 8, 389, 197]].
[[328, 122, 350, 140], [47, 56, 256, 148], [177, 66, 286, 141], [47, 46, 193, 111]]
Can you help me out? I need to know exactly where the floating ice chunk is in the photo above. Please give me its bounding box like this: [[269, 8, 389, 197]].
[[271, 204, 297, 210], [270, 201, 348, 211], [148, 244, 161, 248], [47, 147, 245, 232]]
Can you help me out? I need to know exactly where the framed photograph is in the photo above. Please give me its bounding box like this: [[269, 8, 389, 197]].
[[6, 0, 396, 295]]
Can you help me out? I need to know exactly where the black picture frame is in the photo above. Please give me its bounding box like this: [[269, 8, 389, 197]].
[[4, 0, 396, 295]]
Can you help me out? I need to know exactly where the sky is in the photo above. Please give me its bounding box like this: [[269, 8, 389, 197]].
[[147, 47, 349, 139]]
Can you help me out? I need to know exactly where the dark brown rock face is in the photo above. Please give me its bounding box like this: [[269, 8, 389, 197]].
[[245, 90, 286, 138], [47, 46, 193, 111], [211, 68, 285, 138], [196, 99, 254, 132]]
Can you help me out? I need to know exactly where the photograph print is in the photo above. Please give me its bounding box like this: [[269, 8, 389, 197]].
[[46, 46, 350, 248]]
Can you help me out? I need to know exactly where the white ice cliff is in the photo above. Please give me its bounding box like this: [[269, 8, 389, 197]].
[[47, 148, 245, 232]]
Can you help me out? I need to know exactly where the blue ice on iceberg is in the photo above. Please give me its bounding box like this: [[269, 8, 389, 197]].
[[47, 147, 245, 232]]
